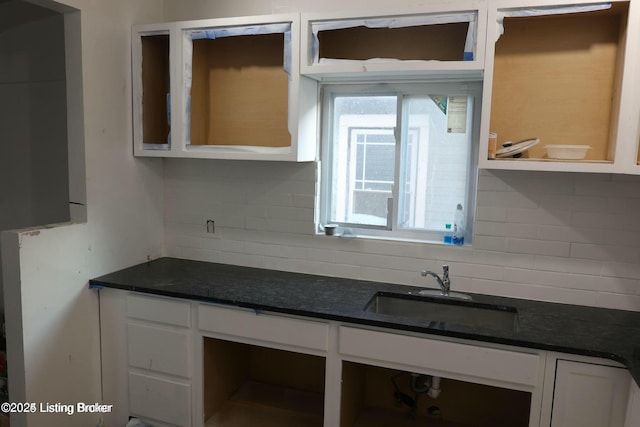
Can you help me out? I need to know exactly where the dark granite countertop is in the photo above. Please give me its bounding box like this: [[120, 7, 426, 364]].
[[90, 257, 640, 386]]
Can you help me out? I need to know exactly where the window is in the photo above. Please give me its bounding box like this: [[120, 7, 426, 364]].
[[319, 82, 480, 243]]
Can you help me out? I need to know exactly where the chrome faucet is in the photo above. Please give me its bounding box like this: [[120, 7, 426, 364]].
[[421, 265, 450, 296]]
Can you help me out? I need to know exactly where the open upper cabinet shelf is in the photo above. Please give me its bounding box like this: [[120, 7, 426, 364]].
[[131, 1, 640, 171], [478, 0, 640, 173], [300, 2, 488, 81], [132, 14, 318, 161]]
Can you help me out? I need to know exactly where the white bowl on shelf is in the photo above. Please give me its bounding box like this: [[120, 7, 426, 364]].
[[545, 144, 592, 160]]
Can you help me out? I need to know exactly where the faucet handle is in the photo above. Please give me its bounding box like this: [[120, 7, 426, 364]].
[[442, 265, 449, 274]]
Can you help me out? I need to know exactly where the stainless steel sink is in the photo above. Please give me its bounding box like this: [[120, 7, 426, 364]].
[[364, 292, 519, 332]]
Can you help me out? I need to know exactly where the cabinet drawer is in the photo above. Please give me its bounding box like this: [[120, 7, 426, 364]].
[[129, 372, 191, 426], [127, 323, 191, 378], [198, 304, 329, 352], [127, 293, 191, 327], [339, 326, 540, 388]]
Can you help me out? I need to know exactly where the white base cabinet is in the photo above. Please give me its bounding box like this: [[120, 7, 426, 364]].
[[125, 293, 194, 427], [550, 359, 631, 427], [108, 292, 638, 427]]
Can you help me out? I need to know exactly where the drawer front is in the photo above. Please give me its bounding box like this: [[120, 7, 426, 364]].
[[198, 304, 329, 352], [127, 323, 191, 378], [127, 293, 191, 327], [339, 326, 540, 388], [129, 372, 191, 426]]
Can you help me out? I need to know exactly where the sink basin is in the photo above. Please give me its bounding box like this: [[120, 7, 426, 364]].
[[364, 292, 519, 332]]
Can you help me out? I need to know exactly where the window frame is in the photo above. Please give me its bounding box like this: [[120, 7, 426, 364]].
[[318, 80, 481, 244]]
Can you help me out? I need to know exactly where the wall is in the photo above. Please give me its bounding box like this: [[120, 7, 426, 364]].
[[0, 2, 70, 316], [164, 161, 640, 311], [162, 0, 640, 313], [0, 0, 165, 426]]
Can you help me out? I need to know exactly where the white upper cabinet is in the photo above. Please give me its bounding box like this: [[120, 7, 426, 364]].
[[131, 1, 640, 170], [479, 0, 639, 173], [132, 14, 318, 161], [300, 1, 488, 81]]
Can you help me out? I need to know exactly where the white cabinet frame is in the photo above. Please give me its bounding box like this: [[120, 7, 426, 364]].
[[300, 1, 488, 81]]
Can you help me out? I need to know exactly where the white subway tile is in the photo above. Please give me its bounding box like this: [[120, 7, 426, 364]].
[[600, 261, 640, 280], [568, 196, 611, 213], [164, 159, 207, 178], [448, 262, 505, 281], [473, 221, 506, 237], [502, 267, 568, 287], [471, 279, 599, 307], [475, 206, 507, 222], [602, 229, 640, 247], [536, 225, 605, 244], [477, 175, 509, 191], [355, 267, 421, 286], [471, 236, 506, 252], [163, 160, 640, 311], [330, 250, 424, 273], [570, 212, 616, 230], [595, 293, 640, 311], [506, 208, 572, 226], [164, 209, 203, 226], [477, 191, 538, 209], [529, 194, 574, 212], [506, 238, 570, 257], [264, 179, 315, 195], [570, 243, 640, 263], [575, 180, 640, 198], [247, 190, 293, 207], [245, 217, 315, 235], [504, 174, 574, 195], [565, 274, 638, 294], [534, 255, 603, 276], [265, 206, 314, 221], [465, 250, 534, 269], [292, 194, 315, 209], [611, 174, 640, 183], [504, 223, 538, 239], [245, 241, 312, 260], [607, 197, 640, 214]]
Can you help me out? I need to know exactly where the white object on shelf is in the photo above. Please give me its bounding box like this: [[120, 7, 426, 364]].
[[546, 144, 592, 160], [495, 138, 540, 158]]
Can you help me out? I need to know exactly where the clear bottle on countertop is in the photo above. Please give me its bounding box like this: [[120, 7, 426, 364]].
[[443, 224, 453, 244], [453, 204, 465, 246]]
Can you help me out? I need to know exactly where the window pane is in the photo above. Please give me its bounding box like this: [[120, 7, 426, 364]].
[[398, 95, 472, 231], [329, 96, 396, 227]]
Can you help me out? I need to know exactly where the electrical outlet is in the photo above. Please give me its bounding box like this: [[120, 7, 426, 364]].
[[206, 219, 215, 233]]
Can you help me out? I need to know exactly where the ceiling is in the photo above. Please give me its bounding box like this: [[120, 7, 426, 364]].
[[0, 1, 60, 34]]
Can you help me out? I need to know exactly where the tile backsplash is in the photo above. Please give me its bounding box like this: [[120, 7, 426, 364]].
[[164, 159, 640, 311]]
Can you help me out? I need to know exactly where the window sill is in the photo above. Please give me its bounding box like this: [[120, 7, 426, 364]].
[[314, 228, 471, 247]]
